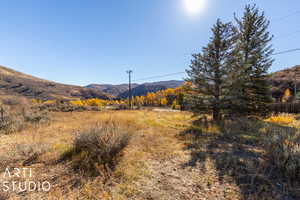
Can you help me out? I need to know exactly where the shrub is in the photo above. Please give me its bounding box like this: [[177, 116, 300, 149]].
[[2, 97, 20, 106], [61, 121, 131, 177], [38, 101, 90, 112], [0, 103, 48, 134], [23, 108, 49, 124], [1, 97, 29, 106], [220, 117, 300, 181], [0, 106, 24, 134], [16, 143, 49, 157], [219, 117, 263, 144], [264, 126, 300, 180]]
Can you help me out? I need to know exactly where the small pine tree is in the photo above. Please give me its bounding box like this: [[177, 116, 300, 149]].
[[229, 4, 274, 116], [186, 19, 235, 121]]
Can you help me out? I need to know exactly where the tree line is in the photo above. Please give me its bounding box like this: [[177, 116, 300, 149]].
[[31, 86, 188, 110]]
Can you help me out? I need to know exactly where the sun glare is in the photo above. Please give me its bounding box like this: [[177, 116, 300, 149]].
[[183, 0, 205, 15]]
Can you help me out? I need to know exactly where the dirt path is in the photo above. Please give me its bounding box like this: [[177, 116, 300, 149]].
[[122, 111, 241, 200], [142, 154, 203, 200], [136, 140, 240, 200]]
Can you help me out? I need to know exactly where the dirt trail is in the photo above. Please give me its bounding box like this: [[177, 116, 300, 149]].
[[129, 111, 240, 200], [138, 143, 240, 200]]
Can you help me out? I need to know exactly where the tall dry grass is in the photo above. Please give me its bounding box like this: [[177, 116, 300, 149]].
[[182, 114, 300, 199], [3, 108, 299, 199], [60, 120, 132, 177], [0, 97, 48, 135], [264, 126, 300, 180]]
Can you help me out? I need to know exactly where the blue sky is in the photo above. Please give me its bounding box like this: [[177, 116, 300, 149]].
[[0, 0, 299, 85]]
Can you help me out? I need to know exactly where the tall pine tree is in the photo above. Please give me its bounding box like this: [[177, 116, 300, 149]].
[[186, 19, 235, 121], [229, 4, 274, 116]]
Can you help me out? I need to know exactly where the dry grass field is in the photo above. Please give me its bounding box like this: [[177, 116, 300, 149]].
[[0, 109, 299, 200]]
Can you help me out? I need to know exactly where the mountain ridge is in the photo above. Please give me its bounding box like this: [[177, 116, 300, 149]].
[[1, 64, 299, 101], [0, 65, 110, 100], [86, 80, 184, 98]]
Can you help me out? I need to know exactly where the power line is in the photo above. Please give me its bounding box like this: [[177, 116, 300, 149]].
[[272, 9, 300, 42], [182, 11, 300, 57], [184, 48, 300, 57], [271, 11, 300, 42], [132, 72, 186, 82], [272, 48, 300, 56], [128, 11, 300, 83], [130, 47, 300, 82]]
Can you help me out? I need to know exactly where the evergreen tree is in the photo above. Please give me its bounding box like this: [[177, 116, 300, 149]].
[[186, 19, 235, 121], [229, 4, 274, 115]]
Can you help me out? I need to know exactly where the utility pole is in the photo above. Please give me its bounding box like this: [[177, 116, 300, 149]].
[[126, 70, 133, 109], [294, 77, 297, 102]]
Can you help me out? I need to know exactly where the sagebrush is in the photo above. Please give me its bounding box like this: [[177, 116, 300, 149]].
[[61, 121, 131, 177]]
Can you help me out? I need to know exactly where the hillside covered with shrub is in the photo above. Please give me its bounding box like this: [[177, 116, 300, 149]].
[[0, 65, 110, 100]]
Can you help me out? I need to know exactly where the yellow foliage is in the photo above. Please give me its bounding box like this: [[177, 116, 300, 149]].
[[160, 97, 168, 106], [281, 88, 292, 103], [69, 98, 108, 107], [265, 113, 296, 125], [70, 100, 84, 106], [283, 88, 291, 97], [146, 92, 156, 105], [32, 99, 43, 104], [85, 98, 105, 107], [44, 100, 56, 104], [164, 88, 175, 95], [36, 85, 185, 109]]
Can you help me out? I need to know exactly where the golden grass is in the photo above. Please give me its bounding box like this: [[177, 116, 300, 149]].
[[109, 111, 192, 199], [0, 110, 193, 199], [3, 110, 299, 199]]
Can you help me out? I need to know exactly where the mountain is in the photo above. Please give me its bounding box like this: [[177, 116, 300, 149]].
[[0, 65, 110, 100], [269, 65, 300, 100], [117, 80, 184, 98], [86, 83, 138, 97], [87, 80, 184, 98], [86, 80, 183, 98]]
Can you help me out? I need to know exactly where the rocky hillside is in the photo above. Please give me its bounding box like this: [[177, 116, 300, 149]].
[[0, 65, 110, 100]]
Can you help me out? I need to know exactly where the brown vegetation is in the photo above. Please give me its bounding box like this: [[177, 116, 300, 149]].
[[0, 109, 299, 199], [0, 65, 110, 100], [0, 97, 48, 134], [181, 114, 300, 199], [60, 121, 131, 177]]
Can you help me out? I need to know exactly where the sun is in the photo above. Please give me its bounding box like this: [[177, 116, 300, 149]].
[[183, 0, 205, 15]]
